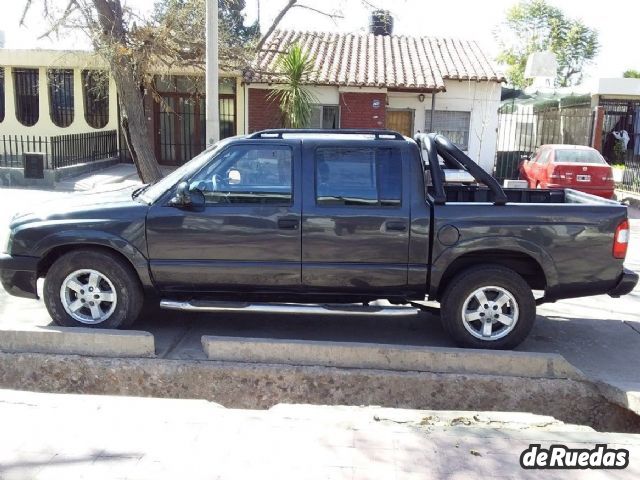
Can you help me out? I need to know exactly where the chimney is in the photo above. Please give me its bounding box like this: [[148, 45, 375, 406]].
[[369, 10, 393, 36]]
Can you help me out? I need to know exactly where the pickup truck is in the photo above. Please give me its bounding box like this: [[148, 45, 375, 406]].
[[1, 130, 637, 349]]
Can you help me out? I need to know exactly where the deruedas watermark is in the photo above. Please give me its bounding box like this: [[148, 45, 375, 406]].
[[520, 444, 629, 469]]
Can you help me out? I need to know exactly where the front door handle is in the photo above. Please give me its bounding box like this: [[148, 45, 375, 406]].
[[278, 218, 299, 230], [385, 221, 407, 232]]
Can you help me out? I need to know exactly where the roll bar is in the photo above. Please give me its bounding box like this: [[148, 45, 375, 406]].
[[414, 133, 508, 206]]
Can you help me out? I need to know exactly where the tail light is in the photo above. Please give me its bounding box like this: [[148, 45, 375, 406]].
[[613, 220, 630, 259], [549, 167, 565, 181]]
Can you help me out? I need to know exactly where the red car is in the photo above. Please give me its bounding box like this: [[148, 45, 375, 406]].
[[519, 145, 615, 199]]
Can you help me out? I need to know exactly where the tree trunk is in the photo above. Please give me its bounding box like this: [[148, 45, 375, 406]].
[[111, 65, 163, 183], [92, 0, 163, 184]]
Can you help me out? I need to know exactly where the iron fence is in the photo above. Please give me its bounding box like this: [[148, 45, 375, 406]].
[[0, 130, 118, 170], [600, 99, 640, 194], [494, 105, 594, 182], [0, 135, 50, 168], [51, 130, 118, 169]]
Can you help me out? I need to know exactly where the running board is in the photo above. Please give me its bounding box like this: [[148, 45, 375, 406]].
[[159, 300, 418, 316]]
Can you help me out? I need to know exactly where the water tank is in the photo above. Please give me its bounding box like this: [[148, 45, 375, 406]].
[[369, 10, 393, 36]]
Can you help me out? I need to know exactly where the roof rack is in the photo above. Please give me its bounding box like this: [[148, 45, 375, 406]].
[[247, 129, 405, 140]]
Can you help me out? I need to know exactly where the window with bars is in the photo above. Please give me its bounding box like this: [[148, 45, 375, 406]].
[[13, 68, 39, 127], [427, 110, 471, 150], [82, 70, 110, 129], [48, 69, 74, 128], [308, 105, 340, 129], [0, 68, 4, 123]]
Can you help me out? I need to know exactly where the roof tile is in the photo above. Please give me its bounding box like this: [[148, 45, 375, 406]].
[[250, 30, 504, 90]]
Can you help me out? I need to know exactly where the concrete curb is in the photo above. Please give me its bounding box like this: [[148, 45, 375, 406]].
[[0, 326, 155, 358], [201, 336, 586, 381], [594, 380, 640, 417], [0, 351, 637, 432]]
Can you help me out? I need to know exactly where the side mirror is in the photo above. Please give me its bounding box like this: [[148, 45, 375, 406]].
[[170, 181, 205, 208]]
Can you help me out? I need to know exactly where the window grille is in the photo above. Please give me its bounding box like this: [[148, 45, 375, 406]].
[[48, 69, 74, 127], [82, 70, 109, 129], [427, 110, 471, 150], [13, 68, 39, 126]]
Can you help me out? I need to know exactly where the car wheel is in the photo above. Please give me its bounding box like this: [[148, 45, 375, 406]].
[[44, 249, 143, 329], [440, 265, 536, 349]]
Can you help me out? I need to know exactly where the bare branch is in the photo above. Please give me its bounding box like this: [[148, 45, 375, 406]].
[[256, 0, 296, 51], [20, 0, 37, 26], [291, 4, 343, 19], [37, 0, 80, 39]]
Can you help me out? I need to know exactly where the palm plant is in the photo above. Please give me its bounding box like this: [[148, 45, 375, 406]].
[[268, 43, 317, 128]]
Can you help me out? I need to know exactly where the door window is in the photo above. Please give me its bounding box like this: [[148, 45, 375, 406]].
[[190, 144, 292, 205], [315, 147, 401, 207]]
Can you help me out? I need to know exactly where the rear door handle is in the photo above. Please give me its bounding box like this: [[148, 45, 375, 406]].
[[385, 221, 407, 232], [278, 218, 299, 230]]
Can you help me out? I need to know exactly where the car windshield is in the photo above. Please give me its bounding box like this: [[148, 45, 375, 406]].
[[138, 139, 234, 203], [555, 149, 606, 165]]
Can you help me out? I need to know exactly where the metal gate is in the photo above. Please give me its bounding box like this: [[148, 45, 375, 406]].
[[494, 105, 594, 182], [155, 94, 236, 166], [600, 99, 640, 194]]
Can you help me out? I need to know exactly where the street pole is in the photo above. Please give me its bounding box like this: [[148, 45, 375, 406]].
[[205, 0, 220, 145]]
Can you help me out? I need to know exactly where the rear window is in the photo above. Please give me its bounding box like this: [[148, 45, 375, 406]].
[[315, 147, 402, 207], [555, 149, 606, 164]]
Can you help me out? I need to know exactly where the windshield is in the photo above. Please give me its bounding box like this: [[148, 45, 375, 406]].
[[138, 139, 233, 203], [555, 149, 606, 165]]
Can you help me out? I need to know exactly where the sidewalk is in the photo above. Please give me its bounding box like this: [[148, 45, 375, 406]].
[[0, 389, 638, 480], [55, 164, 141, 192]]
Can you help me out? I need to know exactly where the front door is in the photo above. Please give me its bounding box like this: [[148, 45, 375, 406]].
[[146, 142, 302, 293], [386, 110, 414, 137], [301, 142, 411, 294]]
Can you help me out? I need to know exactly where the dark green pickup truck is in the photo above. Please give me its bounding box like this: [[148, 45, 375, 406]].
[[1, 130, 637, 349]]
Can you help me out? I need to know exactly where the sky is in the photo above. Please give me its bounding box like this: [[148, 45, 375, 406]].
[[2, 0, 638, 82]]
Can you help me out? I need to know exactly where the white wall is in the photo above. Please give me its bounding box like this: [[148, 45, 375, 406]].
[[387, 80, 502, 172]]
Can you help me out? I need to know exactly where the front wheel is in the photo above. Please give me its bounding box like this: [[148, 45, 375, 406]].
[[44, 249, 143, 328], [440, 265, 536, 349]]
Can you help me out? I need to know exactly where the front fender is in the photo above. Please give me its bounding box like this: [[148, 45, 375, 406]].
[[429, 236, 559, 298], [33, 229, 154, 290]]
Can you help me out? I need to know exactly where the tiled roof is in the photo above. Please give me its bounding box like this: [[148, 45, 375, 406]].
[[249, 30, 505, 91]]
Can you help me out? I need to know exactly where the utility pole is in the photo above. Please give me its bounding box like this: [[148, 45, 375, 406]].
[[205, 0, 220, 145]]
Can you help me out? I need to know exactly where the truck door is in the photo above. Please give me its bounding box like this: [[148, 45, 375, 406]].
[[146, 142, 302, 293], [301, 141, 411, 294]]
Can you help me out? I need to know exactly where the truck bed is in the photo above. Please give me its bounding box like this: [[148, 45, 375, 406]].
[[438, 185, 620, 205]]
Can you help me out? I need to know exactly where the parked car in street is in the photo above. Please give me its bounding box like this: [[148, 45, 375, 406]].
[[1, 130, 637, 349], [519, 144, 616, 199]]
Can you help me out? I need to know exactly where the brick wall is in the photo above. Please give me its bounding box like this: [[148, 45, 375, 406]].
[[248, 88, 283, 132], [339, 92, 387, 129]]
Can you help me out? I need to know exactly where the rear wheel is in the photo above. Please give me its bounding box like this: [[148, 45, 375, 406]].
[[44, 249, 143, 328], [440, 265, 536, 349]]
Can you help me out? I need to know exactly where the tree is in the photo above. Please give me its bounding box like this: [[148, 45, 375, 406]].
[[495, 0, 599, 88], [20, 0, 320, 182], [267, 43, 317, 128], [623, 70, 640, 79]]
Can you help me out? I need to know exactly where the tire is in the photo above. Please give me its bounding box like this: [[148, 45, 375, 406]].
[[440, 265, 536, 349], [44, 249, 143, 329]]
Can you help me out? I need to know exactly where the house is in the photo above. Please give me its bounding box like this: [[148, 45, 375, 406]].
[[247, 27, 504, 172], [0, 14, 503, 180]]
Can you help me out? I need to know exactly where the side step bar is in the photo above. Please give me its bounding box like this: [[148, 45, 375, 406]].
[[159, 300, 419, 316]]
